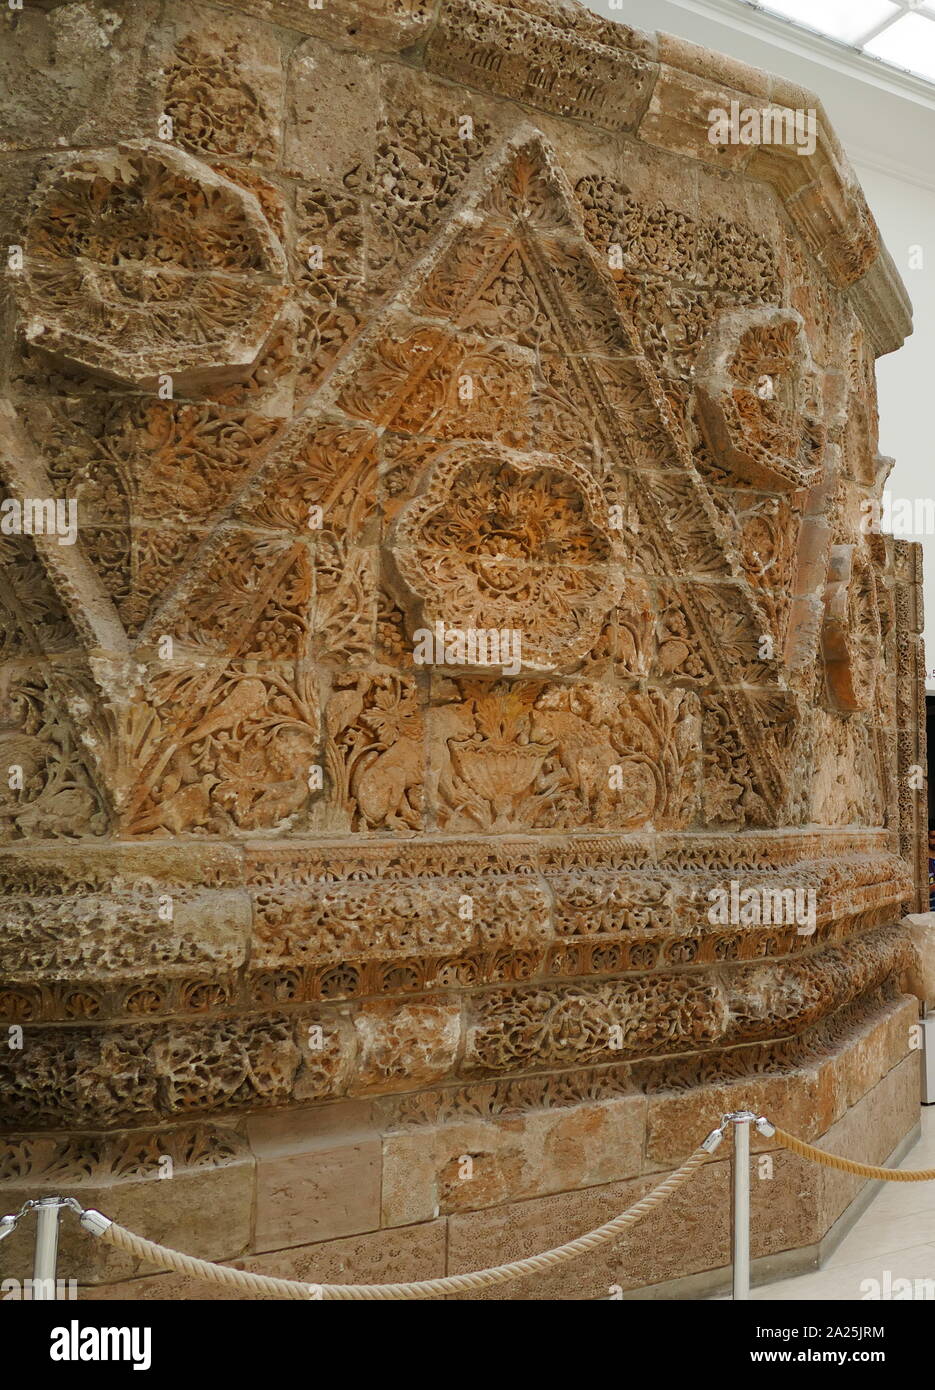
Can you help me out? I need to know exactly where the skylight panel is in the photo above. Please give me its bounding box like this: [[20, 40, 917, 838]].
[[863, 12, 935, 81], [757, 0, 900, 46]]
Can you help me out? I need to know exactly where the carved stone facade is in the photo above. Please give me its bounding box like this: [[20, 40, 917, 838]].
[[0, 0, 926, 1297]]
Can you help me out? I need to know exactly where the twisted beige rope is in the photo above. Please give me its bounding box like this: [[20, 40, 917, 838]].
[[90, 1143, 710, 1300], [772, 1125, 935, 1182]]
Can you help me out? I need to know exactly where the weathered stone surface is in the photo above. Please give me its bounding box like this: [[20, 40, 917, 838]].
[[352, 1000, 461, 1094], [0, 1124, 254, 1285], [643, 993, 916, 1171], [818, 1051, 921, 1231], [444, 1042, 918, 1298], [19, 142, 288, 390], [158, 1, 284, 165], [283, 43, 378, 185], [695, 306, 824, 492], [425, 0, 658, 132], [639, 65, 756, 170], [0, 0, 923, 1300], [218, 0, 436, 53], [248, 1104, 382, 1250], [80, 1217, 449, 1299], [0, 4, 162, 152], [382, 1093, 646, 1226], [904, 912, 935, 1007]]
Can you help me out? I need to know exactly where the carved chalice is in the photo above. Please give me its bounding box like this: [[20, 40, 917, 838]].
[[449, 736, 553, 831]]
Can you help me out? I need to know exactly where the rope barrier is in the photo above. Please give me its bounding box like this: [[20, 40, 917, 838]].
[[6, 1112, 934, 1301], [767, 1123, 935, 1182], [79, 1140, 711, 1300]]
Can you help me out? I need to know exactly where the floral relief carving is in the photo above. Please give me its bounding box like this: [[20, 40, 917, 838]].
[[0, 669, 108, 842], [821, 544, 883, 714], [322, 673, 424, 833], [162, 33, 279, 162], [424, 679, 698, 833], [0, 2, 921, 1283], [126, 664, 319, 837]]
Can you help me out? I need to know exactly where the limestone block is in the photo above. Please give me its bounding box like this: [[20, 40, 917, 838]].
[[0, 1124, 254, 1285], [818, 1052, 921, 1230], [0, 3, 162, 150], [644, 1068, 835, 1171], [216, 0, 435, 52], [291, 1013, 357, 1102], [79, 1218, 448, 1299], [425, 0, 657, 132], [284, 42, 378, 185], [0, 1015, 304, 1129], [446, 1150, 820, 1299], [0, 885, 251, 984], [445, 1051, 919, 1299], [904, 913, 935, 1008], [837, 995, 915, 1109], [381, 1093, 646, 1225], [158, 2, 284, 164], [247, 1102, 381, 1250], [656, 32, 772, 101], [638, 65, 755, 170]]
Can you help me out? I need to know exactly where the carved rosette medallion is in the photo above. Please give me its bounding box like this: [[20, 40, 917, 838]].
[[694, 306, 825, 492], [387, 445, 626, 672], [18, 140, 288, 390]]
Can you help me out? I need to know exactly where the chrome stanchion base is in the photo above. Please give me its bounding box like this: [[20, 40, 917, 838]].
[[725, 1111, 757, 1301]]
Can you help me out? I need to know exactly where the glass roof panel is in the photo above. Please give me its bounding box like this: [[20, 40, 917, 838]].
[[757, 0, 901, 46], [863, 12, 935, 81]]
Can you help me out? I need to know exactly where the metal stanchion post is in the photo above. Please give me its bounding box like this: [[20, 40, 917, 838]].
[[729, 1111, 756, 1301], [32, 1197, 63, 1300]]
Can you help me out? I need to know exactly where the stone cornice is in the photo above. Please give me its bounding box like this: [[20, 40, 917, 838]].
[[848, 241, 915, 360], [418, 0, 913, 356]]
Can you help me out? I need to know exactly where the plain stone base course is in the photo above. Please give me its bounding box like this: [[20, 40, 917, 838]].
[[443, 1053, 920, 1300], [77, 1220, 449, 1302], [60, 999, 921, 1300]]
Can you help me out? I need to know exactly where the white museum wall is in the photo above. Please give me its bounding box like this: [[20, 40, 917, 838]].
[[853, 162, 935, 695]]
